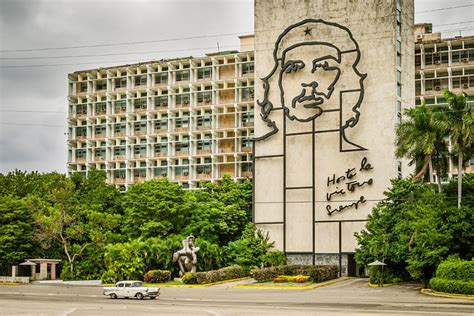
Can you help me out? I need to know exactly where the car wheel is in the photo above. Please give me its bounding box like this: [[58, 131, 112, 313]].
[[136, 292, 144, 300], [110, 293, 117, 299], [149, 296, 156, 299]]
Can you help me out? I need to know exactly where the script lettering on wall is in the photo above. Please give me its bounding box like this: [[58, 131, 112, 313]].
[[325, 157, 373, 216]]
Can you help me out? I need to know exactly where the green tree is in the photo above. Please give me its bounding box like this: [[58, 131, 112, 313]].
[[225, 223, 275, 269], [122, 179, 191, 239], [355, 178, 473, 286], [395, 103, 448, 190], [439, 91, 474, 208], [0, 196, 34, 267]]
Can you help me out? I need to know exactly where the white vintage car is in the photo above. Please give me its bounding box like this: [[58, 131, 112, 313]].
[[103, 280, 160, 300]]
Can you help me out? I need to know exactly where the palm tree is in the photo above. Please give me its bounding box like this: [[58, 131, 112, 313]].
[[395, 103, 448, 191], [438, 91, 474, 208]]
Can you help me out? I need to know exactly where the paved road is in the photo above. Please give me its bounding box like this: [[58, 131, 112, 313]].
[[0, 278, 472, 315]]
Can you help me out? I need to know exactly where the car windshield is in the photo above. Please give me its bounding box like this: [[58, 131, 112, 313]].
[[131, 282, 143, 287]]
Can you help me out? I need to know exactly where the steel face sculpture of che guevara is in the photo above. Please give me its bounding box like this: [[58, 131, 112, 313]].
[[255, 18, 367, 152]]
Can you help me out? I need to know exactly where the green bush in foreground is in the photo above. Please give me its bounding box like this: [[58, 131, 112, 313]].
[[434, 259, 474, 281], [429, 278, 474, 295], [181, 265, 248, 284], [429, 259, 474, 295], [144, 270, 171, 283], [251, 265, 338, 283]]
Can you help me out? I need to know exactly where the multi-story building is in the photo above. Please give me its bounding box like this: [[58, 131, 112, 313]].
[[414, 23, 474, 176], [68, 26, 474, 191], [67, 36, 255, 190]]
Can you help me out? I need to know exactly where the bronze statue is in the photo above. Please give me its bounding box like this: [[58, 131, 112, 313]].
[[172, 236, 200, 277]]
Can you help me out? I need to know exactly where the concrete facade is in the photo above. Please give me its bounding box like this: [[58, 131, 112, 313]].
[[253, 0, 414, 275], [67, 51, 255, 190]]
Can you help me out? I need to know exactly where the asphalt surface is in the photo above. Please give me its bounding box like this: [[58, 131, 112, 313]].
[[0, 278, 472, 315]]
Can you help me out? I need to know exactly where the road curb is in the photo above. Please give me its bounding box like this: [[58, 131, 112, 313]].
[[420, 288, 474, 301], [232, 277, 352, 290]]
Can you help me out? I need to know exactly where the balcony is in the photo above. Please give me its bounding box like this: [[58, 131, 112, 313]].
[[176, 150, 189, 156], [175, 174, 189, 180], [114, 132, 125, 137], [134, 130, 147, 136], [242, 171, 252, 177], [154, 152, 167, 157], [114, 155, 125, 161], [114, 177, 125, 184], [241, 146, 252, 153], [196, 149, 212, 155], [196, 172, 211, 180]]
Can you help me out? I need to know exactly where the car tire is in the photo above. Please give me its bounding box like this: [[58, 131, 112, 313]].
[[110, 293, 117, 299], [149, 296, 156, 299], [136, 292, 144, 300]]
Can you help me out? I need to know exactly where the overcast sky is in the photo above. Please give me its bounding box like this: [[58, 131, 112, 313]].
[[0, 0, 473, 174]]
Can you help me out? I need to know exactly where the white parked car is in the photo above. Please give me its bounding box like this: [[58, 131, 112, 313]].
[[103, 280, 160, 300]]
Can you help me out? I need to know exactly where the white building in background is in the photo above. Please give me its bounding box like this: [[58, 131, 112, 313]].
[[414, 23, 474, 177], [67, 39, 255, 190]]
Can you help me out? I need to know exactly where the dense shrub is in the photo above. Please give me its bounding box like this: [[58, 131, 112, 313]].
[[369, 266, 410, 285], [435, 259, 474, 281], [181, 272, 198, 284], [429, 259, 474, 295], [272, 275, 289, 283], [251, 265, 338, 283], [181, 265, 248, 284], [430, 278, 474, 295], [144, 270, 171, 283]]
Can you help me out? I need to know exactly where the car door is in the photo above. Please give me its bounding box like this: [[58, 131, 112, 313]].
[[116, 282, 125, 298]]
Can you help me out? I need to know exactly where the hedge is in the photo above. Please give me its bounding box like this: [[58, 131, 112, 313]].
[[429, 259, 474, 295], [251, 265, 338, 283], [429, 278, 474, 295], [181, 265, 248, 284], [435, 260, 474, 281], [144, 270, 171, 283]]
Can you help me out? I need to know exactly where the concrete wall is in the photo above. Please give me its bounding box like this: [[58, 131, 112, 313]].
[[253, 0, 414, 268]]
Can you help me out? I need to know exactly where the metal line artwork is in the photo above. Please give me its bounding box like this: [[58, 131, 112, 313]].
[[325, 157, 374, 216], [254, 19, 371, 265]]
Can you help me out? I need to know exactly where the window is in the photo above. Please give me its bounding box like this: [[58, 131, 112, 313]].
[[96, 102, 106, 115], [241, 87, 254, 100], [96, 80, 106, 91], [76, 149, 86, 159], [176, 70, 190, 82], [155, 96, 168, 108], [155, 72, 168, 84], [115, 77, 127, 89], [197, 91, 212, 103], [79, 82, 87, 93], [134, 98, 147, 110], [135, 75, 147, 86], [175, 117, 189, 129], [155, 119, 168, 131], [242, 162, 252, 173], [95, 125, 106, 136], [175, 166, 189, 176], [114, 146, 125, 157], [155, 143, 167, 154], [176, 94, 190, 106], [115, 100, 126, 113], [114, 169, 126, 179], [242, 62, 254, 75], [242, 109, 254, 125], [76, 126, 87, 137], [175, 140, 189, 153], [95, 148, 106, 158], [197, 67, 212, 80], [114, 123, 126, 134], [197, 115, 212, 128], [77, 104, 87, 115], [134, 122, 147, 133], [196, 164, 211, 175], [197, 140, 212, 151]]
